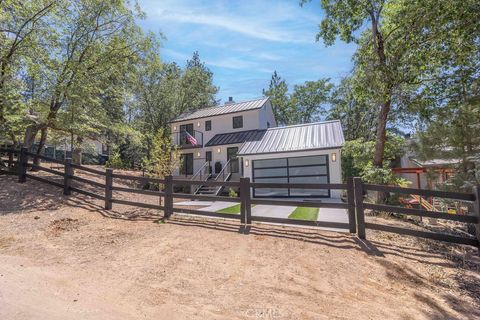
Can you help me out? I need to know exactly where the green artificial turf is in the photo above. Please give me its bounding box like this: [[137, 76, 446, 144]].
[[288, 207, 319, 221], [216, 203, 241, 214]]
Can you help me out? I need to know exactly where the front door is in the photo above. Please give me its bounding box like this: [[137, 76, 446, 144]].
[[180, 153, 193, 175], [179, 123, 194, 146], [227, 147, 239, 173], [205, 151, 212, 174]]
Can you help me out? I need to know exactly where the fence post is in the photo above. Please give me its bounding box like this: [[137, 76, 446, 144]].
[[63, 158, 73, 195], [18, 147, 28, 183], [240, 178, 247, 224], [164, 175, 173, 218], [105, 168, 113, 210], [474, 185, 480, 244], [347, 177, 356, 233], [8, 150, 13, 168], [353, 177, 366, 239], [245, 178, 252, 225]]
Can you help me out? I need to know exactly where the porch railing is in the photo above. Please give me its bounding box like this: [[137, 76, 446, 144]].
[[172, 130, 203, 148]]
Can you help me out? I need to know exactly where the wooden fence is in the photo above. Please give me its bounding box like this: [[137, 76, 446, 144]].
[[1, 147, 479, 248]]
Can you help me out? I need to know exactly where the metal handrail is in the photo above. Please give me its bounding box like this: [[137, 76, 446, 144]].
[[210, 159, 232, 195], [190, 161, 210, 181], [191, 161, 211, 194], [215, 159, 231, 182]]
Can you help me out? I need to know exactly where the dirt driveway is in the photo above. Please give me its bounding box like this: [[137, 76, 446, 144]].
[[0, 175, 479, 319]]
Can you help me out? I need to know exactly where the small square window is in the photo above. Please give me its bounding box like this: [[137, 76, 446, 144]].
[[205, 120, 211, 131], [233, 116, 243, 129]]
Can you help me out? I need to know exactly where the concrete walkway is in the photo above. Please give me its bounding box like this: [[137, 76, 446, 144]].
[[251, 205, 295, 218], [174, 199, 349, 232]]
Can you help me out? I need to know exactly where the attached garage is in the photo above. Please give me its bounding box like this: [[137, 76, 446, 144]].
[[252, 155, 330, 197], [238, 120, 345, 199]]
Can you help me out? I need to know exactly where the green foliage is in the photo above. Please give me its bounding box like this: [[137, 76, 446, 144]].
[[132, 51, 217, 158], [106, 149, 126, 169], [142, 128, 179, 179], [263, 71, 332, 125], [228, 188, 238, 198], [262, 71, 292, 125], [327, 77, 378, 141], [342, 134, 407, 185]]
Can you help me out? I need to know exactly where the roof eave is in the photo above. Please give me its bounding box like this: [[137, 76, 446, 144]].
[[238, 145, 343, 156]]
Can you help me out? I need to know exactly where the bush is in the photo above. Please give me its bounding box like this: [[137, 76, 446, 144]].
[[228, 188, 238, 198], [106, 151, 125, 169]]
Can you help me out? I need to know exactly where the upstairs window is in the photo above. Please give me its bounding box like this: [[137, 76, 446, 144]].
[[233, 116, 243, 129], [205, 120, 212, 131]]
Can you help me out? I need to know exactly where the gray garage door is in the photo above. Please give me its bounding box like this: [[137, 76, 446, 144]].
[[252, 155, 329, 198]]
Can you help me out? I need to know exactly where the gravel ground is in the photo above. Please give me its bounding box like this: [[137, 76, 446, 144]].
[[1, 172, 479, 320]]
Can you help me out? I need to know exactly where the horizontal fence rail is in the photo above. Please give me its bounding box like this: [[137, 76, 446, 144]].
[[25, 151, 65, 165], [365, 222, 479, 247], [2, 147, 479, 248], [112, 185, 165, 197], [174, 207, 242, 220], [71, 175, 106, 188], [363, 183, 475, 201], [356, 177, 479, 247], [111, 198, 164, 210], [251, 215, 350, 229], [364, 203, 478, 224], [172, 193, 239, 203], [25, 173, 64, 189], [250, 182, 347, 189], [31, 164, 64, 176], [111, 173, 165, 184], [173, 179, 239, 188], [70, 163, 106, 176], [250, 198, 350, 209]]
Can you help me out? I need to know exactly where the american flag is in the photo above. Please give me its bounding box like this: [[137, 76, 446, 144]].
[[185, 131, 197, 146]]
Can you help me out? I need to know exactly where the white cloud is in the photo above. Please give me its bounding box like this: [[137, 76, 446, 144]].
[[152, 10, 310, 43], [143, 0, 318, 44]]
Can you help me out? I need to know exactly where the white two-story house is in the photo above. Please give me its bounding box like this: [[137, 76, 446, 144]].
[[170, 97, 345, 198]]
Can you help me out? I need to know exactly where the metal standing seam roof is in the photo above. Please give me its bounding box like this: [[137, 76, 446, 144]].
[[171, 97, 269, 123], [238, 120, 345, 155], [205, 129, 264, 147]]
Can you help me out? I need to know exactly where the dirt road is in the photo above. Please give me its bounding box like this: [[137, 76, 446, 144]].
[[1, 176, 479, 319]]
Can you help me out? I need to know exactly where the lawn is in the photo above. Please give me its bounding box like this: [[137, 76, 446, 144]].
[[288, 207, 319, 221], [216, 204, 257, 214], [216, 203, 241, 214]]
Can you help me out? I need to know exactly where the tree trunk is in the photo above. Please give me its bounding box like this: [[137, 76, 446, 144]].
[[72, 135, 83, 165], [23, 126, 39, 150], [33, 127, 48, 167], [373, 99, 391, 167]]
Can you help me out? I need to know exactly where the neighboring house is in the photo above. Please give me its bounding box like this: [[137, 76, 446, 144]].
[[394, 146, 459, 189], [170, 97, 344, 198]]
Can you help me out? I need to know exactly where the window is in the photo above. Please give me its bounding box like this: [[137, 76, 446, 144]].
[[205, 151, 212, 162], [233, 116, 243, 129], [205, 120, 211, 131], [252, 155, 329, 197]]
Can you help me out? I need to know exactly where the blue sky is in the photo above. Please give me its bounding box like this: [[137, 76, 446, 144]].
[[138, 0, 357, 103]]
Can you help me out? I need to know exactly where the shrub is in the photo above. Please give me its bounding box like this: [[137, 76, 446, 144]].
[[106, 150, 125, 169], [228, 188, 238, 198]]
